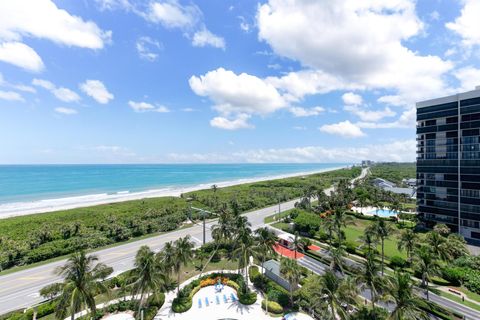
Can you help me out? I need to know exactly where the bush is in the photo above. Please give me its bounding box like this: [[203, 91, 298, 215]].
[[442, 266, 465, 286], [294, 211, 322, 236], [267, 289, 290, 307], [261, 300, 283, 314], [249, 266, 260, 281], [36, 301, 56, 318], [172, 297, 192, 313], [238, 291, 257, 305], [389, 256, 407, 269], [227, 280, 240, 291], [344, 241, 357, 254], [465, 270, 480, 294], [148, 292, 166, 308]]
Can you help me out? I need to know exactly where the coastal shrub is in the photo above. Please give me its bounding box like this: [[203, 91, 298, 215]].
[[249, 266, 260, 282], [227, 280, 240, 291], [261, 300, 283, 314], [238, 291, 257, 305], [464, 270, 480, 294], [172, 297, 192, 313], [267, 289, 290, 307], [442, 267, 466, 286], [389, 256, 407, 269], [344, 240, 357, 254], [294, 211, 322, 236]]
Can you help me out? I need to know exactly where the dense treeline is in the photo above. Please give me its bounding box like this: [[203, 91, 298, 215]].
[[369, 162, 416, 186], [0, 197, 188, 271], [184, 167, 361, 213], [0, 167, 360, 271]]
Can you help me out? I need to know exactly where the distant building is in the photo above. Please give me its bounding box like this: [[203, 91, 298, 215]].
[[384, 187, 416, 198], [263, 260, 295, 291], [372, 178, 396, 189], [416, 87, 480, 242], [402, 178, 417, 188], [362, 160, 374, 167]]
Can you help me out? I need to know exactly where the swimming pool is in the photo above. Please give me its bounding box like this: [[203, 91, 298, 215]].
[[367, 208, 397, 217]]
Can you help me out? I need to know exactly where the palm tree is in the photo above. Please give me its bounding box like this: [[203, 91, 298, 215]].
[[386, 271, 429, 320], [356, 253, 385, 308], [413, 246, 441, 301], [358, 227, 378, 255], [397, 229, 418, 264], [315, 270, 357, 320], [130, 246, 168, 315], [280, 257, 302, 305], [255, 227, 277, 273], [157, 241, 175, 274], [444, 233, 468, 260], [370, 218, 394, 275], [173, 236, 195, 294], [322, 214, 336, 250], [233, 229, 257, 291], [211, 184, 218, 209], [332, 208, 354, 245], [290, 231, 304, 259], [433, 223, 450, 236], [329, 245, 346, 274], [52, 251, 112, 320], [425, 231, 450, 261]]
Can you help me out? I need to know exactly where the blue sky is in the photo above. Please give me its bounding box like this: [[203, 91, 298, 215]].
[[0, 0, 479, 164]]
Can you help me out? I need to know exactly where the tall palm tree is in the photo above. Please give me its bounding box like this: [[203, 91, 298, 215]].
[[322, 214, 336, 250], [130, 246, 168, 315], [157, 241, 175, 274], [280, 258, 302, 305], [314, 270, 357, 320], [397, 229, 418, 264], [52, 251, 112, 320], [329, 245, 346, 274], [425, 231, 452, 261], [413, 246, 441, 301], [290, 231, 304, 259], [386, 271, 429, 320], [358, 227, 378, 255], [370, 218, 394, 275], [173, 236, 195, 294], [356, 253, 385, 308], [233, 229, 256, 291], [255, 227, 277, 273], [332, 208, 354, 245]]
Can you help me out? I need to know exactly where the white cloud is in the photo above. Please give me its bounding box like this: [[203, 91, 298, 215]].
[[257, 0, 452, 105], [0, 0, 111, 71], [136, 36, 162, 61], [453, 66, 480, 92], [166, 139, 416, 163], [342, 92, 363, 106], [145, 1, 200, 29], [289, 106, 324, 117], [344, 105, 396, 122], [192, 28, 225, 49], [52, 87, 80, 103], [0, 0, 111, 49], [0, 72, 36, 93], [182, 108, 195, 112], [128, 100, 169, 113], [55, 107, 77, 115], [79, 80, 114, 104], [446, 0, 480, 47], [0, 90, 24, 102], [319, 120, 365, 138], [32, 78, 80, 102], [189, 68, 286, 117], [32, 78, 54, 90], [94, 0, 133, 11], [356, 106, 415, 129], [0, 42, 44, 72], [210, 114, 253, 130]]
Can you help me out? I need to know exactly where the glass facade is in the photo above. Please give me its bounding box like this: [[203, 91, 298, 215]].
[[416, 93, 480, 241]]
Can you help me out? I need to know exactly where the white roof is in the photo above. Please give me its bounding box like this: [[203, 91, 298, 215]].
[[277, 233, 293, 242]]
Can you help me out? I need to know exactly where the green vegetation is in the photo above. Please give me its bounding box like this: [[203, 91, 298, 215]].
[[0, 167, 359, 271], [369, 162, 416, 186]]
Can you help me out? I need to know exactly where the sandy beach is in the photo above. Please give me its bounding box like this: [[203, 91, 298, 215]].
[[0, 166, 347, 219]]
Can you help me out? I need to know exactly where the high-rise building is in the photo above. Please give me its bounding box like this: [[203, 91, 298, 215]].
[[416, 87, 480, 242]]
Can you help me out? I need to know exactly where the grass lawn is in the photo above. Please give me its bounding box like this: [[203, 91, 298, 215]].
[[435, 290, 480, 312], [264, 211, 290, 224], [344, 219, 408, 259]]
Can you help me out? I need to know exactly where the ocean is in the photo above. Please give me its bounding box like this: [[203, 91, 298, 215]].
[[0, 163, 349, 217]]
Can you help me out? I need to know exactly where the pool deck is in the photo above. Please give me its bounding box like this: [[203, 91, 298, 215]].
[[351, 206, 398, 217]]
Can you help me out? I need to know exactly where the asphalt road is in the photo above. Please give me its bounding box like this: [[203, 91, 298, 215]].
[[0, 168, 368, 314]]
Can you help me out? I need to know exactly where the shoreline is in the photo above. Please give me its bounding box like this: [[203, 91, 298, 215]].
[[0, 165, 349, 219]]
